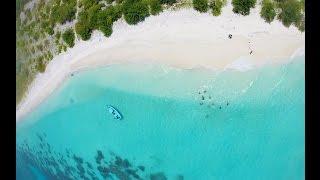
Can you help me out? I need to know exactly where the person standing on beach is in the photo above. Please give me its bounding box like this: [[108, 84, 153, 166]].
[[248, 41, 253, 55]]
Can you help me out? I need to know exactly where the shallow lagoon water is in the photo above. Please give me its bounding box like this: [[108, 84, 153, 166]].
[[16, 57, 304, 180]]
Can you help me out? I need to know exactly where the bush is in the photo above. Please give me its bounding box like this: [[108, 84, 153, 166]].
[[210, 0, 224, 16], [87, 4, 102, 29], [296, 18, 304, 32], [159, 0, 176, 5], [193, 0, 208, 13], [41, 21, 54, 35], [98, 5, 122, 24], [48, 52, 53, 60], [16, 0, 30, 17], [116, 0, 124, 3], [55, 31, 61, 40], [46, 25, 55, 35], [100, 24, 113, 37], [63, 45, 67, 52], [75, 21, 92, 40], [80, 0, 98, 10], [36, 56, 46, 73], [232, 0, 256, 15], [97, 5, 123, 37], [97, 9, 114, 37], [260, 0, 276, 23], [113, 4, 123, 20], [123, 0, 150, 25], [278, 0, 303, 28], [62, 29, 75, 47], [51, 0, 77, 24], [75, 9, 95, 40], [77, 2, 122, 39], [150, 0, 162, 15], [58, 45, 63, 53], [300, 0, 304, 11], [106, 0, 115, 3]]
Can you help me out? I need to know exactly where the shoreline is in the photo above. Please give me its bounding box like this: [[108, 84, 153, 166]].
[[16, 3, 305, 122]]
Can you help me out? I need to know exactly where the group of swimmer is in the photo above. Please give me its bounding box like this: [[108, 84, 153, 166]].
[[197, 89, 230, 114]]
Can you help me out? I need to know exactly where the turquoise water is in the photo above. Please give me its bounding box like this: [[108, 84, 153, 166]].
[[16, 57, 305, 180]]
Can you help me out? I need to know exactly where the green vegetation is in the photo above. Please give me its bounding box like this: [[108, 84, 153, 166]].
[[150, 0, 163, 15], [50, 0, 77, 24], [62, 29, 75, 47], [58, 44, 63, 53], [232, 0, 256, 15], [97, 10, 113, 37], [46, 24, 54, 35], [16, 0, 30, 17], [259, 0, 304, 30], [80, 0, 97, 10], [36, 56, 46, 73], [260, 0, 276, 23], [75, 2, 96, 41], [159, 0, 176, 5], [75, 20, 92, 40], [75, 0, 123, 39], [210, 0, 225, 16], [55, 31, 61, 40], [16, 66, 34, 105], [63, 45, 68, 52], [296, 17, 304, 32], [107, 0, 116, 4], [87, 3, 103, 28], [278, 0, 303, 28], [97, 5, 122, 36], [123, 0, 150, 25], [193, 0, 208, 13], [300, 0, 304, 11]]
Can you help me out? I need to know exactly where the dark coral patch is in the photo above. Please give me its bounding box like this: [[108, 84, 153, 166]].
[[138, 165, 145, 171]]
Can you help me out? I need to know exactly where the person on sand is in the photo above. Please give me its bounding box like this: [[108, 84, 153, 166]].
[[248, 41, 253, 55]]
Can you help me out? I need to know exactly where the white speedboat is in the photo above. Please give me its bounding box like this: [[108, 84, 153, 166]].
[[107, 105, 122, 120]]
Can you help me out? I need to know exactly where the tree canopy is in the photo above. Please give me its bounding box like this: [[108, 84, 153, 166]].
[[36, 56, 46, 73], [210, 0, 225, 16], [232, 0, 256, 15], [260, 0, 276, 23], [278, 0, 303, 28], [159, 0, 176, 5], [123, 0, 150, 25], [62, 29, 75, 47], [150, 0, 163, 15], [97, 7, 118, 37], [75, 20, 92, 40], [50, 0, 77, 24], [193, 0, 209, 13], [75, 1, 99, 40]]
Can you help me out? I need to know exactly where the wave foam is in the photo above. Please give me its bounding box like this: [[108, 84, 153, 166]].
[[224, 57, 254, 72]]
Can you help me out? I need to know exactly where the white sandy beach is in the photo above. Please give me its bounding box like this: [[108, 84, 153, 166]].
[[16, 2, 305, 121]]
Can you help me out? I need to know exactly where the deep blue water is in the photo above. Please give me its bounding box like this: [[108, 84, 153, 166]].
[[16, 57, 305, 180]]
